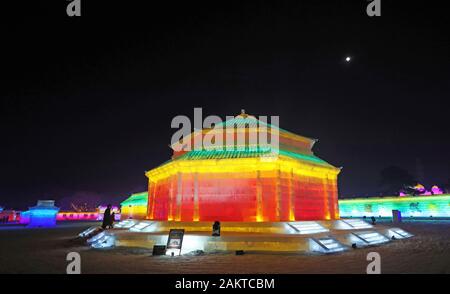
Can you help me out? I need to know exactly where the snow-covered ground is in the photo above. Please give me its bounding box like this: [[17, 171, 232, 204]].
[[0, 220, 449, 274]]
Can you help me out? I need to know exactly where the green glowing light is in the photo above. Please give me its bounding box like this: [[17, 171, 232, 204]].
[[177, 148, 332, 167], [121, 192, 148, 207], [338, 194, 450, 217]]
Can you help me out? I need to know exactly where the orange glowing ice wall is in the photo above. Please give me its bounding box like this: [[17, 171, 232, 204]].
[[145, 113, 341, 222]]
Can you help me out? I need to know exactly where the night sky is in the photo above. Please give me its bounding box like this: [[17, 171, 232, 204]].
[[1, 1, 449, 209]]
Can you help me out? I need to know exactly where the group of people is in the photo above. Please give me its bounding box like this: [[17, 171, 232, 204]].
[[101, 204, 115, 229]]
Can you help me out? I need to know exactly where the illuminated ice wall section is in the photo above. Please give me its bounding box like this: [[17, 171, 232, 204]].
[[145, 113, 341, 222], [57, 212, 98, 221], [20, 211, 30, 224], [339, 195, 450, 218], [27, 200, 59, 227], [120, 192, 148, 220]]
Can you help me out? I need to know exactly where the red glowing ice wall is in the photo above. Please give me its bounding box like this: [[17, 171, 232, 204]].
[[146, 162, 339, 222]]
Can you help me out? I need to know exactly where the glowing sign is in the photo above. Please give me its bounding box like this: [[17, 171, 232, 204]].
[[166, 229, 185, 256]]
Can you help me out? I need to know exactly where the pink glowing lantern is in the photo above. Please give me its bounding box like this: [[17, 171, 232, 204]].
[[431, 185, 443, 195]]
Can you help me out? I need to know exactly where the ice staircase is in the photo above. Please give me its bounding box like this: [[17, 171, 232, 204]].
[[387, 228, 414, 239], [288, 221, 329, 234], [340, 219, 372, 229], [129, 221, 155, 232], [351, 231, 390, 246], [309, 237, 348, 254]]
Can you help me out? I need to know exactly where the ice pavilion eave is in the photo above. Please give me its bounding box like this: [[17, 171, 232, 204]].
[[145, 153, 340, 183]]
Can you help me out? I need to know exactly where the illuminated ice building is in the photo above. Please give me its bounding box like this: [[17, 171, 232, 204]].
[[136, 112, 341, 222]]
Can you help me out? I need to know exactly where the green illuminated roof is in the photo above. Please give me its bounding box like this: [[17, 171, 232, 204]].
[[120, 192, 148, 206], [179, 148, 270, 160], [176, 148, 334, 167], [151, 112, 339, 172]]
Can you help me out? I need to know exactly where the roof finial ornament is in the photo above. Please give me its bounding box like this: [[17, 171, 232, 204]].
[[240, 109, 248, 118]]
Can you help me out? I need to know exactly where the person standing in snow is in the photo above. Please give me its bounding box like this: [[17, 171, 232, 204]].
[[102, 204, 112, 229], [109, 212, 115, 229]]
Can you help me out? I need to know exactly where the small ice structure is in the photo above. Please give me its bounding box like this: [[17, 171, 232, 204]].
[[87, 231, 116, 248], [27, 200, 59, 228], [413, 183, 430, 195], [431, 185, 443, 195], [78, 226, 101, 238]]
